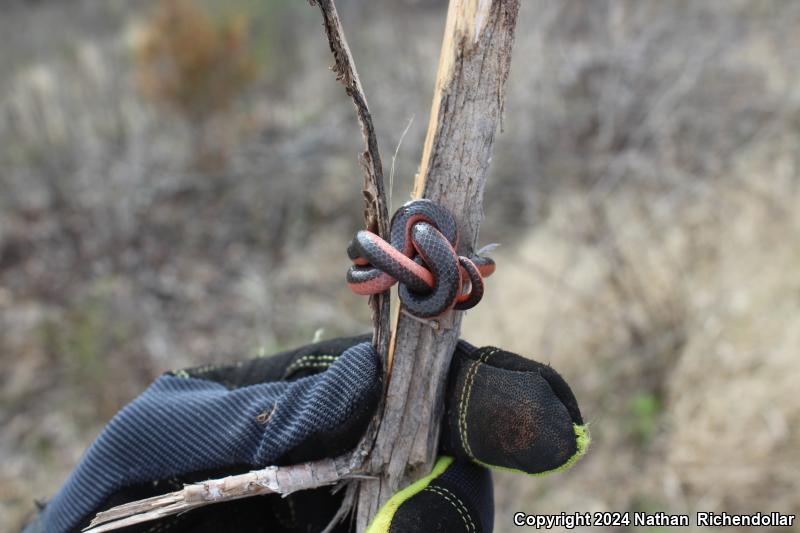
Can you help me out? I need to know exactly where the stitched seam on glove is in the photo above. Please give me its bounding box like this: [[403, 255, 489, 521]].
[[365, 456, 454, 533], [425, 486, 476, 533], [283, 361, 335, 377], [184, 363, 238, 376], [458, 348, 500, 461], [283, 355, 338, 378], [294, 362, 333, 369], [474, 423, 591, 476]]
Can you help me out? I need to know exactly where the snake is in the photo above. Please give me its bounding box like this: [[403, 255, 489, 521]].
[[346, 199, 495, 318]]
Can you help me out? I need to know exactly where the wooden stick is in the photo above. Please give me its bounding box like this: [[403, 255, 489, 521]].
[[83, 455, 357, 533], [310, 0, 391, 362], [354, 0, 520, 528]]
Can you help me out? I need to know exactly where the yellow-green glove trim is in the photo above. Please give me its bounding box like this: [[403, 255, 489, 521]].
[[474, 423, 590, 476], [365, 456, 454, 533]]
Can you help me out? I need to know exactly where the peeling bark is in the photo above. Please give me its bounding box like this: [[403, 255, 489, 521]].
[[355, 0, 520, 528]]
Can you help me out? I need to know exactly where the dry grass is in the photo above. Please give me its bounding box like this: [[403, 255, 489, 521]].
[[1, 1, 799, 531], [465, 178, 800, 532]]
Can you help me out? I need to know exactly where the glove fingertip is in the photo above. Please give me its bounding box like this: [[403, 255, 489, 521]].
[[444, 346, 589, 476], [536, 364, 584, 425], [563, 422, 591, 472]]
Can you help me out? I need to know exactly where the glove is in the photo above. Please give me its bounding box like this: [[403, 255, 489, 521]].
[[367, 342, 588, 533], [23, 335, 587, 533]]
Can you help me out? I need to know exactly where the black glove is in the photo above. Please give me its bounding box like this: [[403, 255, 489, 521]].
[[366, 342, 588, 533], [23, 335, 587, 533]]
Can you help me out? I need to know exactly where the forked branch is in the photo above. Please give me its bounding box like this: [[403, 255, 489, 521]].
[[85, 1, 520, 531], [355, 0, 520, 528]]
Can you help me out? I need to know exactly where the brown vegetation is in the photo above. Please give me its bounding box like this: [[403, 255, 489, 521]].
[[1, 1, 798, 531], [137, 0, 259, 168]]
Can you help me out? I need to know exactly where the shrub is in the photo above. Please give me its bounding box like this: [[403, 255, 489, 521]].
[[136, 0, 259, 168]]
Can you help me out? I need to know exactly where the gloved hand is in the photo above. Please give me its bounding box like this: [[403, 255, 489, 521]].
[[22, 335, 587, 533]]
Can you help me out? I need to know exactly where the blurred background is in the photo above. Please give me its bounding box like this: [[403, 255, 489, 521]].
[[1, 0, 799, 531]]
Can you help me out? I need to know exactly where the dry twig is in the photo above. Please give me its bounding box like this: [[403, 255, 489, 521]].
[[84, 456, 356, 532], [310, 0, 390, 359]]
